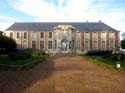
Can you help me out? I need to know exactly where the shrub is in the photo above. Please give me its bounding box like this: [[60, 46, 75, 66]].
[[121, 39, 125, 49], [0, 35, 17, 54], [8, 50, 32, 60], [31, 50, 46, 57], [86, 50, 112, 56]]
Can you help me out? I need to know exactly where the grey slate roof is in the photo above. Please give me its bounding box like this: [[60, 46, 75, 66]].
[[5, 22, 118, 32]]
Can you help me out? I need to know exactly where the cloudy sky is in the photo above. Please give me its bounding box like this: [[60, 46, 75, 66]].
[[0, 0, 125, 35]]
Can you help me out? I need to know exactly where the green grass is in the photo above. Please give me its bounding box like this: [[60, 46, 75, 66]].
[[0, 55, 48, 70], [84, 55, 125, 71]]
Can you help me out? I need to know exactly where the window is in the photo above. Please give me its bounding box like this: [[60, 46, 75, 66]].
[[93, 32, 98, 41], [40, 41, 44, 49], [32, 32, 36, 39], [24, 32, 27, 39], [17, 32, 20, 39], [40, 32, 44, 38], [77, 40, 80, 50], [102, 41, 106, 50], [110, 32, 114, 40], [55, 40, 57, 49], [23, 40, 27, 49], [77, 32, 81, 39], [110, 40, 114, 49], [10, 32, 13, 38], [93, 41, 98, 50], [63, 30, 67, 38], [102, 32, 106, 40], [49, 32, 52, 38], [32, 41, 36, 49], [84, 41, 89, 50], [84, 32, 89, 40], [48, 41, 52, 49]]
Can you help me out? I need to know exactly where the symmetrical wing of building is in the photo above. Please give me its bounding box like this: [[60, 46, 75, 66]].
[[4, 22, 120, 53]]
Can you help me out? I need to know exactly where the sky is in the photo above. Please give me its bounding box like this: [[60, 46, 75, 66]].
[[0, 0, 125, 36]]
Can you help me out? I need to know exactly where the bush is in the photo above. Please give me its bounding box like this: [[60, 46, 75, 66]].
[[121, 39, 125, 49], [86, 50, 112, 56], [31, 50, 46, 57], [0, 35, 17, 54], [8, 49, 47, 61], [8, 50, 32, 60]]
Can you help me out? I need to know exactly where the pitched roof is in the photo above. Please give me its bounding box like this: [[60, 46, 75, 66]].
[[5, 22, 118, 32]]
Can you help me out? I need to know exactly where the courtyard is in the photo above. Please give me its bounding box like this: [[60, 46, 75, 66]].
[[0, 54, 125, 93]]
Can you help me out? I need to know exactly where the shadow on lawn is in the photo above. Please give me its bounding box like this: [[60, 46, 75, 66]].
[[0, 57, 55, 93]]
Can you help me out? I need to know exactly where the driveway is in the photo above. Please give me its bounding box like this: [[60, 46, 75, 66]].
[[0, 54, 125, 93]]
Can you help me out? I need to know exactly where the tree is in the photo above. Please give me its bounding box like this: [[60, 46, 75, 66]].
[[121, 39, 125, 49], [0, 35, 17, 53]]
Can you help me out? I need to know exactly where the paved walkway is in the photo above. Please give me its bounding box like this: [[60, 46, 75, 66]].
[[0, 54, 125, 93]]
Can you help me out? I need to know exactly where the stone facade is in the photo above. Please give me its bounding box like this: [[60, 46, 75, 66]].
[[4, 22, 120, 54]]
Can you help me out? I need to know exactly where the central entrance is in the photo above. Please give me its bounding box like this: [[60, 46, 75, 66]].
[[61, 39, 68, 53]]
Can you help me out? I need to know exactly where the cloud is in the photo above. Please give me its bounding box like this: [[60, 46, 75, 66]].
[[6, 0, 125, 36], [11, 0, 93, 21]]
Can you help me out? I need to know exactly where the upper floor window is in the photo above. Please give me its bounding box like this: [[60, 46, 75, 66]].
[[102, 32, 106, 40], [93, 32, 98, 41], [24, 32, 27, 39], [49, 32, 52, 38], [77, 32, 81, 39], [63, 30, 67, 37], [109, 32, 114, 40], [16, 32, 20, 39], [10, 32, 13, 38], [40, 32, 44, 38], [84, 32, 89, 40], [32, 32, 36, 39]]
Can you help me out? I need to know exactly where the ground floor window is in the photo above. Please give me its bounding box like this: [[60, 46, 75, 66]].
[[55, 40, 57, 50], [77, 40, 80, 50], [40, 41, 44, 49], [93, 41, 98, 50], [23, 40, 27, 49], [102, 41, 106, 50], [32, 41, 36, 49], [109, 40, 114, 49], [84, 41, 89, 50], [48, 41, 52, 49]]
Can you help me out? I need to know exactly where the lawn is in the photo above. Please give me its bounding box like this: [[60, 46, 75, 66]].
[[84, 55, 125, 70], [0, 55, 48, 70]]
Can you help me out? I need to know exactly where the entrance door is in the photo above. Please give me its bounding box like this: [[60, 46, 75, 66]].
[[61, 39, 68, 53]]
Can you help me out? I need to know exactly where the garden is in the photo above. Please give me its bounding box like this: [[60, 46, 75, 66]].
[[0, 35, 49, 70], [83, 50, 125, 70]]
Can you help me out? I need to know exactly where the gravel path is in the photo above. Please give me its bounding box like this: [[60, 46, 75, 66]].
[[0, 54, 125, 93]]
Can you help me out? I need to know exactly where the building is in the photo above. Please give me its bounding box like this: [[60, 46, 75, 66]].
[[4, 22, 120, 53]]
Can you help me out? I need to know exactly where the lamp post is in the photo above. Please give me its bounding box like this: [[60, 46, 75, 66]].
[[112, 47, 121, 69]]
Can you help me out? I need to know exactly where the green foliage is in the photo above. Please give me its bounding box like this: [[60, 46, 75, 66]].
[[31, 50, 47, 57], [8, 50, 31, 60], [8, 49, 47, 61], [85, 50, 112, 56], [0, 35, 17, 54], [121, 39, 125, 49]]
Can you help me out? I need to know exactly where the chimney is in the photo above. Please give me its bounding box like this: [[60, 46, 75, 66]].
[[99, 20, 102, 23]]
